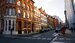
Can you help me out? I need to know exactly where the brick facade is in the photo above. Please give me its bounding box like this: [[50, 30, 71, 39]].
[[0, 0, 34, 34]]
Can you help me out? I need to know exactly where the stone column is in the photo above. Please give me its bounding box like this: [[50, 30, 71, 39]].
[[3, 20, 6, 34], [7, 20, 9, 31]]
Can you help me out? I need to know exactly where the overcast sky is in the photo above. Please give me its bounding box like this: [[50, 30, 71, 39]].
[[33, 0, 65, 22]]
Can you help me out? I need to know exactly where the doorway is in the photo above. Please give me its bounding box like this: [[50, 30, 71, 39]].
[[18, 21, 22, 34]]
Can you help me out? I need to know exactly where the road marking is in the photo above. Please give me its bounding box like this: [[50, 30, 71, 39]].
[[32, 37, 37, 39], [52, 42, 64, 43], [37, 38, 41, 40], [41, 38, 46, 40], [33, 34, 41, 37], [50, 37, 57, 43], [58, 38, 65, 40], [22, 37, 53, 40], [47, 38, 52, 40]]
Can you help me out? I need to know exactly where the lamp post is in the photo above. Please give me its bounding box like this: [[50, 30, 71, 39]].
[[64, 10, 69, 28]]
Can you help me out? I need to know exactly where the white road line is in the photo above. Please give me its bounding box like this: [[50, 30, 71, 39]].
[[32, 37, 38, 39], [46, 38, 52, 40], [53, 37, 57, 41], [52, 42, 64, 43], [37, 38, 41, 40], [50, 37, 57, 43], [58, 38, 65, 40], [33, 34, 41, 37], [22, 37, 53, 40], [41, 38, 46, 40]]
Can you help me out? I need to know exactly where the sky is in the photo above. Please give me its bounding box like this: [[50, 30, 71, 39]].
[[33, 0, 65, 22]]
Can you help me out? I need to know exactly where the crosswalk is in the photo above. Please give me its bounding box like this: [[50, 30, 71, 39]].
[[50, 37, 74, 43]]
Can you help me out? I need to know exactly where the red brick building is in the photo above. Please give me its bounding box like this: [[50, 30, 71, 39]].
[[33, 7, 41, 32], [47, 15, 55, 29], [53, 18, 59, 29], [0, 0, 34, 34], [39, 8, 48, 31]]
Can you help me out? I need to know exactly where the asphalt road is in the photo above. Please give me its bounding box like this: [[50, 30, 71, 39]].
[[0, 30, 56, 43], [1, 30, 75, 43]]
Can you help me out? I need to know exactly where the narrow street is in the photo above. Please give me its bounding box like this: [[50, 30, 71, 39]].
[[0, 30, 75, 43], [0, 30, 56, 43]]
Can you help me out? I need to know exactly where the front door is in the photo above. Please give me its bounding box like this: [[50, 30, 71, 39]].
[[18, 21, 22, 34]]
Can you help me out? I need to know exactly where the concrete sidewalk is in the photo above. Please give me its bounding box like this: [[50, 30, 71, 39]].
[[0, 30, 52, 39], [0, 32, 39, 39]]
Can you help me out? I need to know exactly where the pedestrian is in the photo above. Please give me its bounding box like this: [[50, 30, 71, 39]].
[[70, 27, 73, 32], [1, 29, 3, 34], [61, 26, 66, 35], [11, 27, 14, 35]]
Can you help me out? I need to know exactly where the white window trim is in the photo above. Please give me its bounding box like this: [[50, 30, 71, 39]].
[[24, 12, 26, 18], [17, 1, 21, 6]]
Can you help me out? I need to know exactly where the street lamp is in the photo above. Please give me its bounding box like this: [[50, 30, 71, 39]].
[[64, 10, 69, 28]]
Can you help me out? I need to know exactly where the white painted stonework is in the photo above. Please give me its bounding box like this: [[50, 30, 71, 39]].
[[3, 15, 17, 35]]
